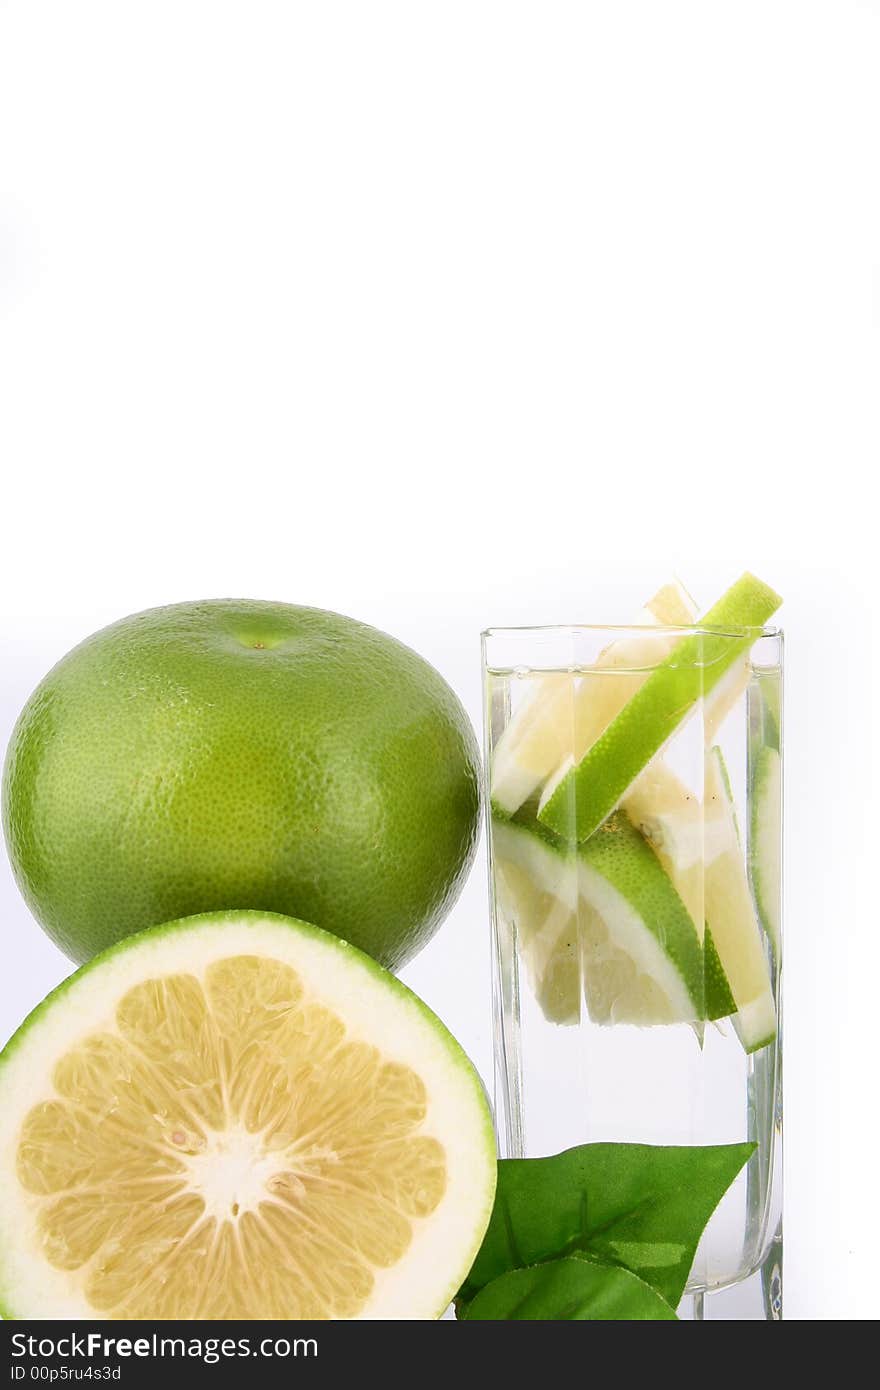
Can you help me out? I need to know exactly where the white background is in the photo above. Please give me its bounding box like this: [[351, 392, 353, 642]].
[[1, 1, 877, 1320]]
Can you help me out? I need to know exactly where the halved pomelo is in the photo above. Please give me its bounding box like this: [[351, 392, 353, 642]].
[[0, 911, 496, 1320]]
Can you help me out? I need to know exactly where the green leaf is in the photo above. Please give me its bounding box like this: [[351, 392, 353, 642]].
[[459, 1142, 754, 1310], [460, 1254, 678, 1320]]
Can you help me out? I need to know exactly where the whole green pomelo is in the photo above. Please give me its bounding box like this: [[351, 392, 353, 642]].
[[2, 601, 481, 968]]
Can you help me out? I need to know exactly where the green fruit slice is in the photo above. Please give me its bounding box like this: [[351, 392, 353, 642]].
[[749, 747, 782, 958], [703, 657, 751, 743], [492, 811, 704, 1026], [704, 750, 776, 1052], [539, 573, 783, 842], [704, 927, 738, 1022], [749, 668, 782, 753], [490, 581, 697, 816], [0, 912, 496, 1320]]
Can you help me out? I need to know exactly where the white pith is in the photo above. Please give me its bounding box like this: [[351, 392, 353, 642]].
[[180, 1127, 296, 1222], [0, 915, 496, 1321]]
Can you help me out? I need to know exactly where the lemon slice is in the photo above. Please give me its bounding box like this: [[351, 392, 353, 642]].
[[490, 581, 697, 815], [0, 912, 495, 1320]]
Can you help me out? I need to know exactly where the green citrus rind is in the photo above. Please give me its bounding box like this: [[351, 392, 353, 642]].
[[2, 600, 481, 970], [492, 807, 705, 1023]]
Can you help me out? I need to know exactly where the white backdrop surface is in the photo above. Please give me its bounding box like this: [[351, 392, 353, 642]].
[[1, 0, 878, 1320]]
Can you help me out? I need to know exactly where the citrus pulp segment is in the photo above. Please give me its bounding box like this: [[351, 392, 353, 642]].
[[538, 573, 783, 842], [704, 927, 738, 1022], [0, 912, 496, 1320], [704, 751, 776, 1052], [623, 761, 727, 875]]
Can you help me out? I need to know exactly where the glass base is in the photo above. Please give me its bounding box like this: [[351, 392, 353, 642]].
[[678, 1226, 782, 1319]]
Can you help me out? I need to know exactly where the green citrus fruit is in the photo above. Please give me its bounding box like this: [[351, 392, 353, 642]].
[[2, 601, 480, 968], [0, 910, 496, 1319]]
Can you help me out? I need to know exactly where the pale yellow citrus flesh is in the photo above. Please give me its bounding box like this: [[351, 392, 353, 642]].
[[15, 956, 447, 1320], [703, 753, 776, 1051]]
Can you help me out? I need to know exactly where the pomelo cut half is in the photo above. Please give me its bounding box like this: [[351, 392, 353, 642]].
[[0, 912, 496, 1320], [539, 573, 783, 843], [489, 581, 697, 816], [749, 746, 782, 959], [492, 812, 704, 1026], [704, 751, 776, 1053]]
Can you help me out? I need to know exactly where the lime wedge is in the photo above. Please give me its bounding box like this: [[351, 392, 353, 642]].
[[539, 573, 783, 842], [621, 767, 739, 1025], [704, 749, 776, 1052], [623, 762, 713, 963], [490, 580, 696, 815], [492, 811, 704, 1027], [642, 579, 699, 626]]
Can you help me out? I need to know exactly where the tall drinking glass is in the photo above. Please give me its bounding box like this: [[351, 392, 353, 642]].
[[482, 621, 783, 1320]]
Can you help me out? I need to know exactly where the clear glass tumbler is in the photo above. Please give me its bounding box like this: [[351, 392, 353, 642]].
[[482, 620, 783, 1320]]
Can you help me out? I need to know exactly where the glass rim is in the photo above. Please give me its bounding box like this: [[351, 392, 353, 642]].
[[481, 622, 782, 640]]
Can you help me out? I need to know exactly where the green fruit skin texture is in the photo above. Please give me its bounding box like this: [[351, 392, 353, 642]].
[[2, 601, 481, 969]]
